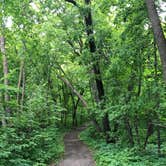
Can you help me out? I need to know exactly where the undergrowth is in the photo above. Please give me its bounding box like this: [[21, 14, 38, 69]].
[[80, 127, 166, 166], [0, 113, 65, 166]]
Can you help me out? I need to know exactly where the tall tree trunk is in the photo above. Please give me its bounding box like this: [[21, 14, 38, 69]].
[[1, 93, 6, 126], [134, 55, 143, 145], [21, 67, 25, 111], [84, 0, 111, 141], [123, 71, 135, 146], [0, 36, 10, 115], [17, 60, 25, 111], [145, 0, 166, 81], [124, 117, 134, 146], [71, 90, 84, 126], [157, 127, 161, 156], [153, 40, 161, 156], [64, 0, 109, 136], [17, 61, 24, 103], [144, 120, 154, 149]]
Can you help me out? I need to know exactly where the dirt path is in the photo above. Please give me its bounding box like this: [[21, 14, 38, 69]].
[[57, 126, 95, 166]]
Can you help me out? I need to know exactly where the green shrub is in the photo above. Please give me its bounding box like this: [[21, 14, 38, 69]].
[[0, 125, 64, 166], [80, 127, 166, 166]]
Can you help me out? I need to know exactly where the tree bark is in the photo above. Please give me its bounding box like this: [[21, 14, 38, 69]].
[[84, 0, 111, 140], [17, 60, 24, 104], [71, 90, 84, 126], [157, 127, 161, 156], [64, 0, 111, 139], [124, 117, 134, 146], [21, 67, 25, 111], [145, 0, 166, 81], [0, 94, 6, 126], [0, 36, 10, 114], [144, 121, 154, 149]]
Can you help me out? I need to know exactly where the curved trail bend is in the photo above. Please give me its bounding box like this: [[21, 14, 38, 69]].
[[58, 126, 95, 166]]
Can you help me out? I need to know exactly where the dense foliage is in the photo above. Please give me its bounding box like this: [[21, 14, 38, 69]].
[[0, 0, 166, 165], [0, 86, 65, 165], [80, 126, 166, 166]]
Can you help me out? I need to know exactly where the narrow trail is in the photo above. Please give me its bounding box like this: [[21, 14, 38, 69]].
[[57, 126, 95, 166]]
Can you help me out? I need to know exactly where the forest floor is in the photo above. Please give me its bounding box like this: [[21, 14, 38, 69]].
[[57, 125, 95, 166]]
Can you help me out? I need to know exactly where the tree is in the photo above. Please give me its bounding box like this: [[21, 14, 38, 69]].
[[145, 0, 166, 81], [64, 0, 111, 142], [0, 0, 11, 118]]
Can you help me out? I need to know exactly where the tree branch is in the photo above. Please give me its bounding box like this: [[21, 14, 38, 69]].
[[57, 75, 88, 108], [67, 40, 81, 56]]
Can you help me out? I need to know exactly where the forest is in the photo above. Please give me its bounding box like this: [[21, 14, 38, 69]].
[[0, 0, 166, 166]]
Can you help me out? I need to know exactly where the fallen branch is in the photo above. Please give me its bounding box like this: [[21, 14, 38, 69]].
[[57, 75, 88, 108], [57, 75, 102, 132]]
